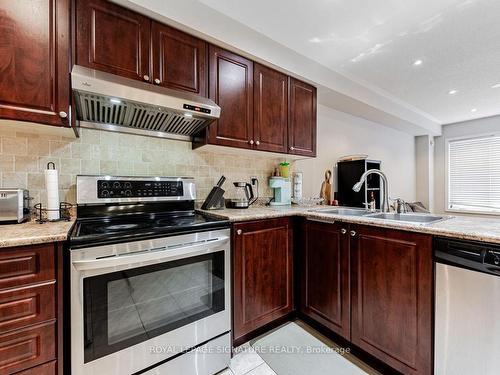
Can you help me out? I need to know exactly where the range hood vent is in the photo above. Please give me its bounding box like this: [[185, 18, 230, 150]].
[[71, 65, 221, 140]]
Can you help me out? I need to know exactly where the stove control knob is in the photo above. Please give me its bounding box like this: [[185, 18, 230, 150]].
[[494, 255, 500, 266], [124, 182, 132, 189], [101, 190, 109, 197], [101, 182, 109, 189], [113, 182, 122, 189], [125, 190, 132, 197]]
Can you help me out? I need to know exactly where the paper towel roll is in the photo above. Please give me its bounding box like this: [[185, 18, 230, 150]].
[[45, 167, 60, 221]]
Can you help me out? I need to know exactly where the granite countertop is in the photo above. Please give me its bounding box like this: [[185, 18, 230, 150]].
[[0, 219, 75, 248], [199, 205, 500, 244], [3, 205, 500, 249]]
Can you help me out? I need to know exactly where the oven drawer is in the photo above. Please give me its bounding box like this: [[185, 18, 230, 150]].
[[142, 333, 230, 375], [0, 245, 55, 290], [0, 282, 56, 333], [0, 321, 56, 374]]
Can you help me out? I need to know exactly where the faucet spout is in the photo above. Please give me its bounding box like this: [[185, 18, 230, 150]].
[[352, 169, 390, 212]]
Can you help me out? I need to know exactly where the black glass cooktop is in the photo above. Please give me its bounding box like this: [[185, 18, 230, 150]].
[[69, 211, 229, 248]]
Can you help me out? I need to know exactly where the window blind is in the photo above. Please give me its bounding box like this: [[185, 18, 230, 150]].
[[448, 135, 500, 213]]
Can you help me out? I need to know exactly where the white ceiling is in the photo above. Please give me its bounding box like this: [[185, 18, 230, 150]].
[[198, 0, 500, 125]]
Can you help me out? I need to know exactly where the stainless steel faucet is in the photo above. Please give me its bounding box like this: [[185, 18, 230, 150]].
[[352, 169, 390, 212]]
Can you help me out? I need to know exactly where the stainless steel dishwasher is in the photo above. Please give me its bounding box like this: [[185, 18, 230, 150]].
[[434, 237, 500, 375]]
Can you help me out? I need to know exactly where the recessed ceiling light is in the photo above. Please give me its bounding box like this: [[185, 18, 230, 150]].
[[309, 37, 321, 43], [492, 83, 500, 89], [184, 113, 193, 118], [448, 89, 459, 95], [471, 108, 477, 113], [413, 59, 423, 66], [110, 98, 121, 104]]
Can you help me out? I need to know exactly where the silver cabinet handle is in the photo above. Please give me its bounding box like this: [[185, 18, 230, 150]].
[[341, 228, 347, 235], [143, 75, 150, 81], [350, 230, 357, 237], [59, 111, 68, 118], [236, 229, 242, 235], [154, 78, 161, 85], [290, 146, 295, 151], [255, 140, 260, 146], [249, 140, 254, 145]]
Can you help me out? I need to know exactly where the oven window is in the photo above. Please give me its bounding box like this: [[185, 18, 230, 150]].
[[83, 251, 225, 363]]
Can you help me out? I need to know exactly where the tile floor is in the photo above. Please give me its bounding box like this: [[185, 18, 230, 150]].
[[219, 320, 380, 375]]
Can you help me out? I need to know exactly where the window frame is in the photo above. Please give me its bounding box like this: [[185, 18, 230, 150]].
[[445, 131, 500, 215]]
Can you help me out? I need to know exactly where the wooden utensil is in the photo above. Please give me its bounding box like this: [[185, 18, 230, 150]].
[[320, 170, 332, 205]]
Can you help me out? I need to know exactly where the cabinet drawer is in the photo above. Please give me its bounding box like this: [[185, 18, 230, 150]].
[[0, 283, 55, 333], [0, 321, 55, 374], [13, 361, 56, 375], [0, 245, 55, 290]]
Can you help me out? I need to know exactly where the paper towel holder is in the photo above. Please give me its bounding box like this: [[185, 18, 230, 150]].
[[34, 202, 72, 224]]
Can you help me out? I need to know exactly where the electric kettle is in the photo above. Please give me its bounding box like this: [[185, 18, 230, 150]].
[[228, 180, 258, 208]]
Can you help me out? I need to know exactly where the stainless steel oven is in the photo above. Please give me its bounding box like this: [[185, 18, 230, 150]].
[[70, 228, 231, 375]]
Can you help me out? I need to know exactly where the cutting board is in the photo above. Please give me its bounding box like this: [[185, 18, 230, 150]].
[[320, 170, 332, 204]]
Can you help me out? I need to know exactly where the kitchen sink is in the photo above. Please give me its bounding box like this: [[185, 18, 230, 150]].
[[313, 207, 371, 216], [367, 212, 446, 224]]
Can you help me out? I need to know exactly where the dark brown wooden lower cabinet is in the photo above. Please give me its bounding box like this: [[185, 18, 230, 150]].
[[0, 243, 63, 375], [350, 225, 432, 375], [0, 321, 56, 374], [232, 218, 294, 345], [14, 361, 56, 375], [300, 220, 350, 340]]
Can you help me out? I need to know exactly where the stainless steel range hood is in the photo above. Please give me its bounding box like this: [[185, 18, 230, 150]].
[[71, 65, 220, 141]]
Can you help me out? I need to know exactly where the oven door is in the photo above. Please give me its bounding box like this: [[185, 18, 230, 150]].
[[70, 229, 231, 375]]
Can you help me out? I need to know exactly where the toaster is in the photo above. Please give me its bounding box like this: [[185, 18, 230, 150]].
[[0, 189, 30, 223]]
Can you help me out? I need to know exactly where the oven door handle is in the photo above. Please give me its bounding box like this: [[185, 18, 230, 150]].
[[72, 236, 229, 271]]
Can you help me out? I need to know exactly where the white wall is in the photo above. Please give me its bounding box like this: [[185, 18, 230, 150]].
[[415, 135, 434, 211], [296, 105, 416, 202], [434, 115, 500, 215]]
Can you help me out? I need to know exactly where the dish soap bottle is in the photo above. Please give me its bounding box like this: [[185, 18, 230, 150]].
[[369, 192, 376, 211]]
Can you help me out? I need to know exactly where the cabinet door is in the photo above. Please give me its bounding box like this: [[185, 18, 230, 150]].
[[208, 46, 254, 149], [233, 218, 293, 345], [350, 225, 432, 375], [253, 64, 288, 153], [288, 78, 316, 156], [0, 0, 70, 126], [151, 22, 207, 95], [75, 0, 151, 82], [300, 220, 350, 339]]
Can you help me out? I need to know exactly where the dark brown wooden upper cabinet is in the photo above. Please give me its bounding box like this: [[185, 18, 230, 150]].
[[151, 22, 207, 96], [300, 220, 351, 340], [0, 0, 70, 127], [288, 78, 317, 157], [253, 64, 288, 153], [208, 46, 254, 149], [75, 0, 151, 82]]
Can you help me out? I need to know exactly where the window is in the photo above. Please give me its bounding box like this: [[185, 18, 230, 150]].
[[447, 134, 500, 214]]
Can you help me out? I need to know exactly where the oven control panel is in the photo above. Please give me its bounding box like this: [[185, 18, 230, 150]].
[[97, 180, 183, 198]]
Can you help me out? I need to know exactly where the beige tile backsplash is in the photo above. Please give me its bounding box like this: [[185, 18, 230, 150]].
[[0, 127, 286, 206]]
